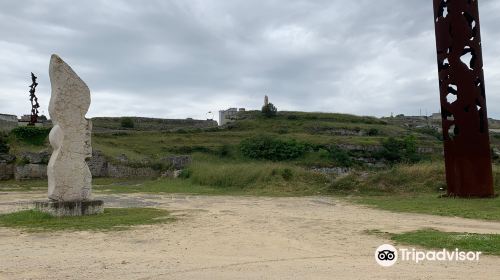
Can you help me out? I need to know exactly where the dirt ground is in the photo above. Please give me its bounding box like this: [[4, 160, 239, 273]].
[[1, 192, 500, 280]]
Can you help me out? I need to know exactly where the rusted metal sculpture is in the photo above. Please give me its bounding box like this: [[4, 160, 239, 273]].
[[28, 72, 40, 125], [433, 0, 494, 197]]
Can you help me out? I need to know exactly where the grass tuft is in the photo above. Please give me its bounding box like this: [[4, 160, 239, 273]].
[[0, 208, 174, 232]]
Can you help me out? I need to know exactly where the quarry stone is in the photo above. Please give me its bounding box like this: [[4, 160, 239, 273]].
[[86, 150, 108, 177], [161, 155, 192, 169], [15, 164, 47, 180], [19, 151, 50, 164], [47, 54, 93, 202]]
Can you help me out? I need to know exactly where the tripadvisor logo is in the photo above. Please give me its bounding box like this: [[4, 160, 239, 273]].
[[375, 244, 398, 267], [375, 244, 482, 267]]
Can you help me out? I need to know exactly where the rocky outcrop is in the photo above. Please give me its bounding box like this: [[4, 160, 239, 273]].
[[0, 153, 15, 180], [107, 163, 160, 178], [15, 164, 47, 180], [0, 146, 194, 180], [86, 151, 192, 178], [86, 150, 108, 177], [19, 151, 50, 164], [161, 155, 192, 170]]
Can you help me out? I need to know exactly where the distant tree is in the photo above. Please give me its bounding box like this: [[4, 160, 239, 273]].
[[121, 117, 134, 128], [262, 103, 277, 118]]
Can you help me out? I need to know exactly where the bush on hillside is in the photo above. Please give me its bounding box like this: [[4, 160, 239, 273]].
[[328, 146, 353, 167], [367, 128, 379, 136], [121, 117, 135, 128], [10, 126, 50, 146], [378, 135, 421, 163], [261, 103, 278, 118], [240, 135, 307, 161]]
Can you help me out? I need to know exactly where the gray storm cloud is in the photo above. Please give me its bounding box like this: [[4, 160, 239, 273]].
[[1, 0, 499, 120]]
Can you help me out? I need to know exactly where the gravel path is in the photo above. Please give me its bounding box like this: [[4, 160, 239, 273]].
[[0, 191, 499, 279]]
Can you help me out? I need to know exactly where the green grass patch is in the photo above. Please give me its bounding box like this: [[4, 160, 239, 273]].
[[354, 194, 500, 221], [0, 208, 174, 232], [337, 162, 500, 221], [391, 229, 500, 256], [330, 162, 447, 195]]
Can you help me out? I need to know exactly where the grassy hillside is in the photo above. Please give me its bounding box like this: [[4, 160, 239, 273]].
[[90, 111, 443, 165], [91, 116, 217, 132]]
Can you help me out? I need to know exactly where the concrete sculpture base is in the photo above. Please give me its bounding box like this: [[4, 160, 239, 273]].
[[34, 200, 104, 217]]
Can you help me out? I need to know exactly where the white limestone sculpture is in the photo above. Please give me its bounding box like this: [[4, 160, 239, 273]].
[[47, 54, 93, 201]]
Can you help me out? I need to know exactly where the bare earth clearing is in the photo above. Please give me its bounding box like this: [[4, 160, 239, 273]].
[[1, 192, 500, 279]]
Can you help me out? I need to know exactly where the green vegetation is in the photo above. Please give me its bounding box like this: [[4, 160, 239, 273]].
[[240, 135, 307, 161], [327, 146, 353, 167], [120, 117, 135, 128], [0, 132, 9, 153], [333, 162, 500, 221], [0, 208, 174, 232], [4, 110, 499, 222], [391, 229, 500, 256], [356, 195, 500, 221], [378, 135, 421, 163], [262, 103, 278, 118], [10, 126, 50, 146], [331, 162, 445, 194]]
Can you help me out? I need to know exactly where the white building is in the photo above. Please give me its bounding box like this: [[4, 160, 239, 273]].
[[219, 108, 245, 126]]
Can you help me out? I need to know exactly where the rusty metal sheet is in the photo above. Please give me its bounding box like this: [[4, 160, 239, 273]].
[[433, 0, 494, 197]]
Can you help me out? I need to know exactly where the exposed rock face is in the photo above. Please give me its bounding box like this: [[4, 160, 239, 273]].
[[161, 155, 192, 170], [0, 154, 15, 180], [86, 150, 108, 177], [47, 54, 93, 201], [15, 164, 47, 180], [19, 151, 50, 164]]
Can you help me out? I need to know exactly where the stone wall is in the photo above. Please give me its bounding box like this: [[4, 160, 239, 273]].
[[15, 164, 47, 180], [107, 163, 160, 178], [0, 154, 15, 180], [86, 150, 108, 177], [92, 117, 217, 132], [86, 151, 192, 178], [0, 149, 192, 180], [0, 119, 18, 132]]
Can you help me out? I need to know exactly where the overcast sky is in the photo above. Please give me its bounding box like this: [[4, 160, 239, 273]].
[[1, 0, 500, 121]]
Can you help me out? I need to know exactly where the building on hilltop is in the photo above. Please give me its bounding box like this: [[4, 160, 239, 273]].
[[219, 108, 245, 126]]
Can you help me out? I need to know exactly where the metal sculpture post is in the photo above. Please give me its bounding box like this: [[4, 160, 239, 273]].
[[433, 0, 494, 197], [28, 72, 40, 125]]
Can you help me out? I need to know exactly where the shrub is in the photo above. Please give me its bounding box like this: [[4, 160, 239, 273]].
[[240, 135, 307, 161], [0, 133, 9, 153], [10, 126, 50, 146], [282, 168, 293, 181], [367, 128, 379, 136], [178, 169, 191, 179], [378, 136, 420, 163], [328, 146, 353, 167], [261, 103, 278, 118], [120, 117, 134, 128], [216, 144, 231, 158]]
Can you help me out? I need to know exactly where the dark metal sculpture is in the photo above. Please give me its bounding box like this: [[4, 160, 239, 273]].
[[28, 72, 40, 125], [433, 0, 494, 197]]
